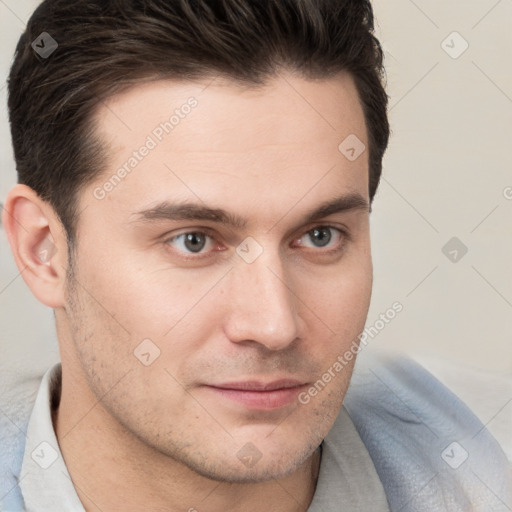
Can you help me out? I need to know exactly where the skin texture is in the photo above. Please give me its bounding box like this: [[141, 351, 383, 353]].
[[3, 70, 372, 511]]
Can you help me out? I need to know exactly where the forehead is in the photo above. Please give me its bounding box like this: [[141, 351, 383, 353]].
[[95, 71, 366, 148], [86, 71, 368, 222]]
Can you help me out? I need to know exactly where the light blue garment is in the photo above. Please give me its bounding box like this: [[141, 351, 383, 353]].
[[0, 367, 40, 512], [343, 353, 512, 511], [1, 353, 511, 511]]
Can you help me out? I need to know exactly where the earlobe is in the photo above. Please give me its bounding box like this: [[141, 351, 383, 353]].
[[2, 184, 68, 309]]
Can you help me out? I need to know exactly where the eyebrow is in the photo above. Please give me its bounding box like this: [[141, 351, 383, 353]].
[[131, 192, 370, 229]]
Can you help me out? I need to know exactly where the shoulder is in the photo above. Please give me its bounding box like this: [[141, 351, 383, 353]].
[[0, 361, 45, 511], [342, 351, 512, 511], [407, 352, 512, 465], [0, 360, 43, 443]]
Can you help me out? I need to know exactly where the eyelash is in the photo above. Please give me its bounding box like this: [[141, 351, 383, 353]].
[[163, 225, 349, 260]]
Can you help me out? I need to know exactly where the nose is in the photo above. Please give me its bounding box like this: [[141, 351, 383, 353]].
[[223, 252, 302, 351]]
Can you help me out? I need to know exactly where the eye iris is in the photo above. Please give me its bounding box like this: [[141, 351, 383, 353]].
[[184, 232, 206, 252], [310, 227, 331, 247]]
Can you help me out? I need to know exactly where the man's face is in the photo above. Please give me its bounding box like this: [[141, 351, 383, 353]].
[[61, 71, 372, 482]]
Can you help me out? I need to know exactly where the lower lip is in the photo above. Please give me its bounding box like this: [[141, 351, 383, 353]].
[[204, 385, 306, 410]]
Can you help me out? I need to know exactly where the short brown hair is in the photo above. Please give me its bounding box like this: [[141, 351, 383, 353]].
[[7, 0, 389, 242]]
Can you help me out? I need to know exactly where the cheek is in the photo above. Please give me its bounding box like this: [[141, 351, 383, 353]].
[[302, 253, 372, 338], [77, 244, 225, 340]]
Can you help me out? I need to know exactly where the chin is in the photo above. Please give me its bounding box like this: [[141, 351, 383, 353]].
[[188, 454, 304, 484], [175, 434, 319, 484]]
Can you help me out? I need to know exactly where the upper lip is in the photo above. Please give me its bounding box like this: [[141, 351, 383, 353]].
[[207, 379, 307, 391]]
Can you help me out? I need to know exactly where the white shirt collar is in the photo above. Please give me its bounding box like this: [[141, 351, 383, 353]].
[[20, 362, 85, 511]]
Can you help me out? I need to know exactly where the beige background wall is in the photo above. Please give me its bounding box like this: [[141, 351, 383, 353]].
[[1, 0, 511, 377]]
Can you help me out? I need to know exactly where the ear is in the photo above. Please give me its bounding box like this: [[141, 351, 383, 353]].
[[2, 184, 69, 308]]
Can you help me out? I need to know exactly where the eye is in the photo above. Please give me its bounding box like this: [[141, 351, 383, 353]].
[[166, 231, 216, 254], [296, 226, 345, 250]]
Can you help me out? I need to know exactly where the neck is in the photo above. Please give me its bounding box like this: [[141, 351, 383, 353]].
[[53, 367, 322, 512]]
